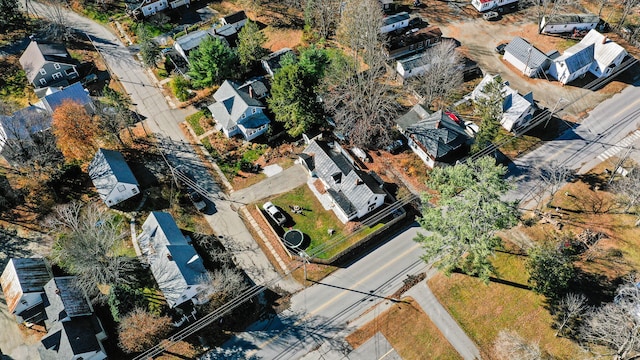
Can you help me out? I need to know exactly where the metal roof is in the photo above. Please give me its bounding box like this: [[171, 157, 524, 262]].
[[0, 258, 52, 313], [543, 14, 601, 26], [504, 37, 549, 70], [555, 42, 594, 73], [383, 12, 409, 26], [580, 29, 627, 70], [44, 277, 93, 320]]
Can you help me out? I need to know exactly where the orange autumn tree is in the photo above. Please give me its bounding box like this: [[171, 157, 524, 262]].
[[51, 100, 100, 161]]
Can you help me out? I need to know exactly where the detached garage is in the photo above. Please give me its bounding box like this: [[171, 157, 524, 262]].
[[503, 37, 551, 78]]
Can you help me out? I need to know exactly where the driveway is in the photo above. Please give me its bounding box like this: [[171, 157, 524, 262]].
[[230, 164, 308, 205]]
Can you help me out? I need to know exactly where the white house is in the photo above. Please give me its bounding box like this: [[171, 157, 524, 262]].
[[396, 53, 428, 80], [221, 10, 248, 31], [380, 12, 410, 34], [580, 29, 628, 78], [88, 149, 140, 207], [299, 140, 386, 223], [472, 74, 536, 132], [471, 0, 518, 12], [137, 212, 209, 308], [39, 277, 107, 360], [129, 0, 190, 18], [395, 105, 471, 168], [503, 37, 551, 77], [207, 80, 270, 141], [0, 258, 52, 325], [539, 14, 600, 34], [548, 42, 594, 84]]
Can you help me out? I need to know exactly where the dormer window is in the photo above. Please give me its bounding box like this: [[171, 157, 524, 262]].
[[54, 63, 61, 70]]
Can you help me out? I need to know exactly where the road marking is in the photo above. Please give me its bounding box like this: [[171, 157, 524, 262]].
[[545, 97, 640, 163], [597, 130, 640, 161], [246, 242, 422, 356]]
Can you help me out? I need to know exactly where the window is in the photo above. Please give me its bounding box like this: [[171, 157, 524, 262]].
[[65, 68, 76, 76], [252, 108, 256, 114], [117, 184, 126, 192], [368, 203, 376, 211], [39, 78, 46, 86], [132, 187, 139, 194], [54, 63, 61, 70], [39, 68, 46, 75], [242, 113, 246, 119], [52, 72, 62, 80]]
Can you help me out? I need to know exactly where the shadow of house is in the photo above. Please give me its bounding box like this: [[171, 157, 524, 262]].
[[261, 48, 294, 77], [395, 105, 472, 168], [88, 149, 141, 208]]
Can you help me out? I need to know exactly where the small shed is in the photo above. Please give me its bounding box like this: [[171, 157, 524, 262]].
[[503, 37, 550, 77], [0, 258, 52, 324]]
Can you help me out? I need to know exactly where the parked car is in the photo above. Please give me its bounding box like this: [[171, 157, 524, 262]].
[[495, 43, 507, 55], [263, 202, 286, 226], [483, 11, 500, 21], [384, 140, 404, 154], [188, 191, 206, 212], [81, 73, 98, 85]]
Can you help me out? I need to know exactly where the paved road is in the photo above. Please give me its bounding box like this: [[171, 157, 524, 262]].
[[28, 2, 299, 293], [220, 224, 481, 360], [506, 79, 640, 209]]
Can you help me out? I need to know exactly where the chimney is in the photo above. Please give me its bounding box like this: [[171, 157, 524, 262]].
[[356, 178, 363, 185], [249, 85, 254, 98], [602, 37, 608, 45], [167, 253, 173, 261]]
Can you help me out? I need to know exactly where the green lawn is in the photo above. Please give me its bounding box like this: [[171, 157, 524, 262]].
[[185, 110, 208, 136], [265, 185, 385, 260]]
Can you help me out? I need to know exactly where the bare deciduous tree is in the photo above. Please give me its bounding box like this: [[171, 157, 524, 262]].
[[323, 54, 399, 149], [534, 161, 574, 208], [304, 0, 341, 39], [410, 41, 463, 111], [579, 277, 640, 360], [610, 167, 640, 221], [554, 292, 587, 337], [336, 0, 385, 65], [533, 0, 578, 33], [118, 308, 172, 353], [617, 0, 640, 32], [494, 329, 546, 360], [198, 267, 249, 311], [37, 0, 75, 41], [47, 202, 138, 301]]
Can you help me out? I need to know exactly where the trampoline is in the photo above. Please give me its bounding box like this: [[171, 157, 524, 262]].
[[283, 229, 304, 249]]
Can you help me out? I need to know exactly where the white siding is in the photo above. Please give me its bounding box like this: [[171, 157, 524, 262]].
[[105, 182, 140, 207], [380, 19, 409, 34], [407, 137, 435, 168], [503, 51, 539, 77]]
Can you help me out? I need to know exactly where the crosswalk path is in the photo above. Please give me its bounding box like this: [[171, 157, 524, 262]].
[[597, 130, 640, 161]]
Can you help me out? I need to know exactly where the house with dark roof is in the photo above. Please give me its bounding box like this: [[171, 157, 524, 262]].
[[137, 212, 209, 308], [381, 12, 410, 34], [261, 48, 294, 77], [299, 140, 386, 223], [38, 277, 107, 360], [471, 74, 536, 132], [539, 14, 600, 34], [503, 37, 551, 77], [19, 40, 79, 89], [88, 148, 140, 207], [580, 29, 628, 78], [127, 0, 190, 18], [548, 41, 595, 84], [0, 258, 52, 325], [395, 105, 471, 168], [221, 10, 248, 31], [386, 26, 442, 59], [207, 80, 270, 141], [34, 82, 95, 115]]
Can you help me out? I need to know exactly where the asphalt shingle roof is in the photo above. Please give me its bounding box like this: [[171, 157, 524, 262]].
[[19, 41, 77, 83], [403, 108, 470, 160], [207, 80, 266, 130]]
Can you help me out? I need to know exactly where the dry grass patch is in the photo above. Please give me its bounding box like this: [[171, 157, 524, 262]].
[[346, 298, 461, 360], [262, 27, 303, 51], [428, 251, 585, 360]]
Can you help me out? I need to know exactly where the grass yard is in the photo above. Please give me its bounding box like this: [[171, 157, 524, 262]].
[[264, 185, 385, 260], [428, 252, 585, 360], [346, 298, 461, 360]]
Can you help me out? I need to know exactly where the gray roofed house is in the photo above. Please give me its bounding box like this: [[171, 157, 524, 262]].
[[88, 148, 140, 207], [207, 80, 270, 141], [137, 212, 209, 308], [39, 276, 107, 360], [299, 140, 386, 223], [19, 41, 80, 89], [395, 105, 471, 168], [0, 258, 52, 324], [173, 27, 231, 63], [35, 82, 95, 115], [221, 10, 247, 31], [539, 14, 601, 34], [580, 29, 628, 78], [548, 42, 594, 84], [381, 12, 410, 34], [261, 48, 294, 77], [471, 74, 536, 132], [502, 37, 551, 77]]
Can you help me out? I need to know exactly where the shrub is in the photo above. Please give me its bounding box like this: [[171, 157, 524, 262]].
[[170, 76, 192, 102]]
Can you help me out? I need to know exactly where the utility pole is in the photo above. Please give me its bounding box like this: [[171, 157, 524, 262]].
[[544, 97, 568, 128]]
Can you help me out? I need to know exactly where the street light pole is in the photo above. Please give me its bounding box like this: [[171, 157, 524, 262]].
[[545, 97, 569, 128], [523, 47, 532, 76]]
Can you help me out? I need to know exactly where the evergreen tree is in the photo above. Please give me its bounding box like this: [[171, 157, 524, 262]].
[[236, 20, 268, 73], [187, 37, 237, 88]]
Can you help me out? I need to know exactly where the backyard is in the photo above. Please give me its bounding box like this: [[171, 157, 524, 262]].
[[262, 185, 386, 260]]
